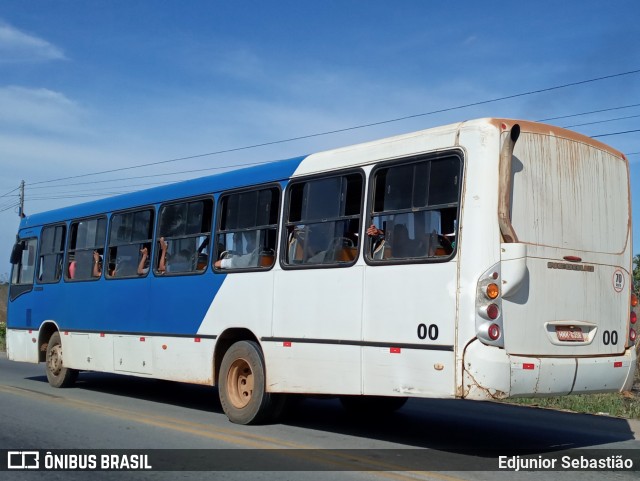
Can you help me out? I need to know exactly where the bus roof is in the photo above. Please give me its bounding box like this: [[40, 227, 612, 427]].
[[20, 155, 305, 229]]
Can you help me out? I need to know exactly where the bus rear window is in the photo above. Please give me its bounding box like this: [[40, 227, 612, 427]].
[[510, 134, 629, 253]]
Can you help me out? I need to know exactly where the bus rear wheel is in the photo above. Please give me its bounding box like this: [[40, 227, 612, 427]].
[[45, 331, 78, 388], [218, 340, 283, 425]]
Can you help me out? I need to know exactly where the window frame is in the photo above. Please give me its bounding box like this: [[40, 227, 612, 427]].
[[154, 195, 214, 277], [280, 168, 365, 270], [213, 183, 282, 273], [10, 236, 38, 301], [36, 223, 66, 285], [364, 150, 464, 266], [105, 205, 156, 280], [64, 215, 108, 282]]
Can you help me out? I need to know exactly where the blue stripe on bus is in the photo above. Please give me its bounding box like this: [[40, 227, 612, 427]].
[[20, 155, 306, 227], [9, 270, 226, 335]]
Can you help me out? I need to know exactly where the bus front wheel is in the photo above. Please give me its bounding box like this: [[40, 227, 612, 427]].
[[45, 331, 78, 388], [218, 340, 283, 425]]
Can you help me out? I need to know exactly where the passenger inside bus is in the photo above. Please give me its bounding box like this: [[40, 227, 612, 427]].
[[215, 232, 259, 269]]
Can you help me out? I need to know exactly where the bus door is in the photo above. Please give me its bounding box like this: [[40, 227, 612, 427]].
[[362, 154, 462, 398], [271, 172, 365, 394], [7, 233, 39, 362]]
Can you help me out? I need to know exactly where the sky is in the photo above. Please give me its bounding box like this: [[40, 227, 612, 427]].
[[0, 0, 639, 280]]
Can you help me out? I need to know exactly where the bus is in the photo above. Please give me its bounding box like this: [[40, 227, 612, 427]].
[[7, 118, 637, 424]]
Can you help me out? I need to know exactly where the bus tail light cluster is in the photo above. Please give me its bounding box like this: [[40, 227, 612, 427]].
[[476, 265, 504, 347], [629, 293, 638, 348]]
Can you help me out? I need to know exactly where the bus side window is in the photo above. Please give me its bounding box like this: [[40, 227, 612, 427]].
[[38, 224, 66, 283], [157, 198, 213, 275], [283, 172, 362, 267], [107, 209, 154, 278], [214, 186, 280, 271], [367, 155, 460, 263], [65, 217, 107, 281]]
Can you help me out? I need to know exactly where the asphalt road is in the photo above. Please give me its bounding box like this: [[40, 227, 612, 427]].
[[0, 352, 638, 481]]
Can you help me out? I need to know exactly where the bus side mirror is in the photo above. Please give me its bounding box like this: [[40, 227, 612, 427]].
[[501, 242, 527, 298], [10, 242, 23, 265]]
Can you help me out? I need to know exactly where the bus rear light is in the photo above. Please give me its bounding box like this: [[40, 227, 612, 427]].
[[488, 323, 500, 340], [631, 311, 637, 324], [486, 283, 499, 299], [630, 329, 637, 343], [631, 293, 638, 307], [486, 304, 499, 320]]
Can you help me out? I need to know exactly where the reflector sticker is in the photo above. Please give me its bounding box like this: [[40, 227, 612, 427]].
[[390, 347, 401, 354]]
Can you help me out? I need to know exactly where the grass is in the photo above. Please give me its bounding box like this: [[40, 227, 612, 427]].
[[507, 391, 640, 419]]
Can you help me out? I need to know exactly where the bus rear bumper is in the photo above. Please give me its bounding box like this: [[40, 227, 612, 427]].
[[462, 339, 637, 400]]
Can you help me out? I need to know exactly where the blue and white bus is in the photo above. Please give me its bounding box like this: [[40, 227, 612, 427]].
[[7, 118, 637, 424]]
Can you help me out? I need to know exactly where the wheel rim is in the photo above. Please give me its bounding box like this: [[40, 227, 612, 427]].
[[226, 358, 254, 409], [48, 344, 63, 376]]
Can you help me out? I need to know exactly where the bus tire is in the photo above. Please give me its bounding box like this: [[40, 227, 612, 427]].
[[340, 395, 408, 415], [45, 332, 78, 388], [218, 340, 280, 425]]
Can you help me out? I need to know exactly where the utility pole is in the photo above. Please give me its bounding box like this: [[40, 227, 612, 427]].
[[18, 180, 25, 218]]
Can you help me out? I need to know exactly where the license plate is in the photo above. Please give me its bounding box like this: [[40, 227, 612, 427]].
[[556, 326, 584, 342]]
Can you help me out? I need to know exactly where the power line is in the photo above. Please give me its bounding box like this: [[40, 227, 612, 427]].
[[28, 191, 137, 201], [537, 103, 640, 122], [562, 114, 640, 129], [592, 129, 640, 138], [0, 186, 20, 198], [25, 160, 275, 191], [27, 67, 640, 188], [27, 180, 181, 196], [0, 199, 19, 211], [24, 127, 640, 202], [0, 202, 19, 213]]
